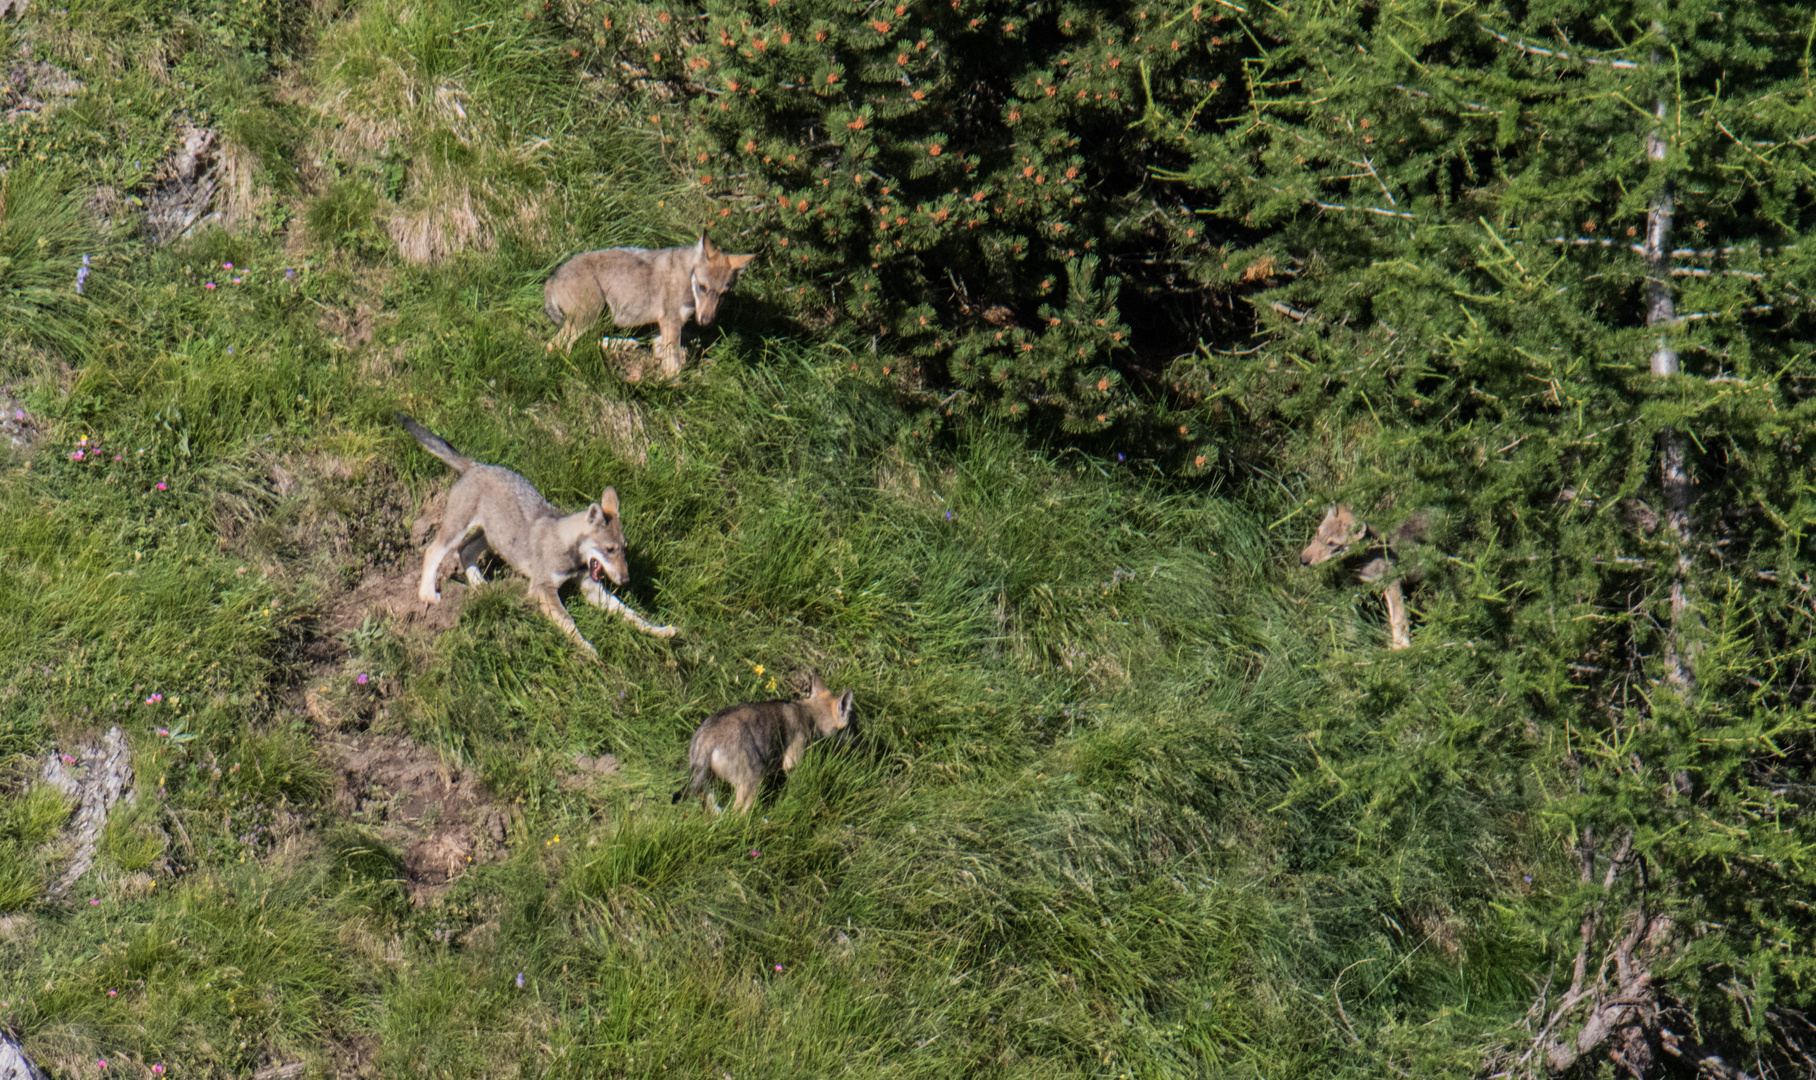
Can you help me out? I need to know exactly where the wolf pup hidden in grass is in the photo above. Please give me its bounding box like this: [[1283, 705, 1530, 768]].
[[1300, 504, 1431, 650], [543, 234, 755, 379], [400, 415, 676, 651], [673, 671, 854, 814]]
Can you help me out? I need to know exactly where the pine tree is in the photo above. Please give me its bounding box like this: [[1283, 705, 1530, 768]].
[[572, 0, 1242, 436], [1158, 0, 1816, 1071]]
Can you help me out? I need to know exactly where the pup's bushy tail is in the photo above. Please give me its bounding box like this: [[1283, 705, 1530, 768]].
[[671, 740, 711, 804], [671, 763, 711, 804], [398, 414, 474, 473]]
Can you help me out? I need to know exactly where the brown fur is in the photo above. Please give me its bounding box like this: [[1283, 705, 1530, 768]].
[[672, 672, 854, 814], [1299, 504, 1430, 650], [400, 415, 674, 654], [543, 233, 755, 378]]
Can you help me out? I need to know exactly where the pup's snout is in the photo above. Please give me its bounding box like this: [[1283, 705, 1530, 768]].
[[1300, 554, 1312, 566]]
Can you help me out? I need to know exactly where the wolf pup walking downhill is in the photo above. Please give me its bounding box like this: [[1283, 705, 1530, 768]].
[[1300, 504, 1431, 650], [543, 234, 755, 378], [673, 671, 854, 814], [400, 415, 675, 652]]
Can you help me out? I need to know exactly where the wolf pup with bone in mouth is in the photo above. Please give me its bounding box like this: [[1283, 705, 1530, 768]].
[[399, 415, 675, 652]]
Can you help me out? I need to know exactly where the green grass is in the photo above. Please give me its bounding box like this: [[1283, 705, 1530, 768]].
[[0, 2, 1571, 1078]]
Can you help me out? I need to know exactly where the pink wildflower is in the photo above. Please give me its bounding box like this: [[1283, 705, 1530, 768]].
[[156, 481, 167, 491], [107, 989, 117, 997], [90, 899, 100, 905], [152, 1068, 164, 1076], [145, 693, 163, 704], [356, 673, 369, 685], [70, 449, 85, 460], [223, 263, 232, 269], [204, 282, 216, 289], [774, 964, 784, 972]]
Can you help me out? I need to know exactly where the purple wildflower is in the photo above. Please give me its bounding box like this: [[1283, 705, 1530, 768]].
[[515, 971, 525, 989], [943, 509, 953, 520], [356, 672, 369, 685], [204, 282, 216, 289], [76, 254, 90, 294], [774, 964, 784, 972], [152, 1066, 165, 1075], [156, 481, 167, 491]]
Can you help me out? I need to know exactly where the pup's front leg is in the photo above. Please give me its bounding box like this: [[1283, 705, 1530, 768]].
[[533, 586, 599, 657], [580, 576, 678, 638], [654, 313, 688, 378]]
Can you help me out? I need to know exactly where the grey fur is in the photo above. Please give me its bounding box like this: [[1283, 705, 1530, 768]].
[[400, 414, 675, 652], [1299, 504, 1431, 650], [543, 234, 754, 377], [673, 672, 854, 814]]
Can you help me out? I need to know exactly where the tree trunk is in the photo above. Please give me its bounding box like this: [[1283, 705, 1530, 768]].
[[1647, 25, 1694, 695]]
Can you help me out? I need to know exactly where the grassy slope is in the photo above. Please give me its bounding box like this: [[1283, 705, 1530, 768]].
[[0, 2, 1547, 1077]]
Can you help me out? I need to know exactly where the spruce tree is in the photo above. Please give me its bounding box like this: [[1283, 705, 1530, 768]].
[[1160, 0, 1816, 1071], [571, 0, 1241, 435]]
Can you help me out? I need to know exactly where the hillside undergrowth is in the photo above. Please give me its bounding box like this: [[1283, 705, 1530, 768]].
[[3, 2, 1809, 1079]]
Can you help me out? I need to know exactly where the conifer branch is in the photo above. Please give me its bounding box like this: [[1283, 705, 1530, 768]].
[[1478, 24, 1641, 70]]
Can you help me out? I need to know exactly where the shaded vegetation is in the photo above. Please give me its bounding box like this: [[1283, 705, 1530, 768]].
[[0, 1, 1811, 1078]]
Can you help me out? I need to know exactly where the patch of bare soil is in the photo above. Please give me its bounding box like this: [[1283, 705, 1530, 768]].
[[328, 732, 509, 904], [562, 752, 621, 791], [1, 55, 82, 124], [144, 124, 219, 244], [0, 384, 43, 457]]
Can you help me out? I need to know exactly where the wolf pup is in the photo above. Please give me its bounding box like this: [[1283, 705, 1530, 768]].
[[1299, 504, 1430, 650], [543, 234, 755, 378], [400, 415, 676, 651], [672, 671, 854, 814]]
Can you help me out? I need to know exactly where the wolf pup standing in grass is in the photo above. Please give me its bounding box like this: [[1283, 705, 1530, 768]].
[[543, 233, 755, 379], [1300, 504, 1431, 650], [673, 671, 854, 814], [399, 415, 676, 652]]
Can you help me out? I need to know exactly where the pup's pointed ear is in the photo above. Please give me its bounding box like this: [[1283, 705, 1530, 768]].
[[1325, 503, 1338, 516], [599, 486, 620, 516], [587, 504, 603, 524], [806, 669, 827, 695], [697, 233, 713, 257], [837, 690, 854, 727], [727, 252, 756, 271]]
